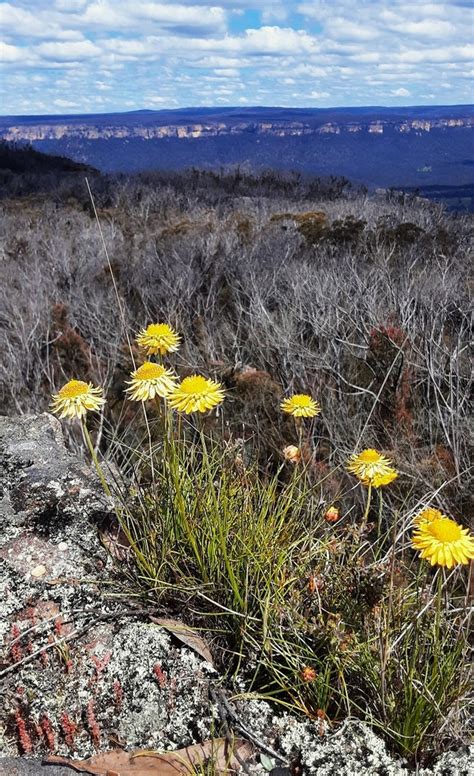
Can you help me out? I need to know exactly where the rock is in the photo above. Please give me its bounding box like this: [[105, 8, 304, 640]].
[[0, 758, 78, 775], [0, 413, 115, 648], [0, 415, 217, 763], [0, 413, 113, 537]]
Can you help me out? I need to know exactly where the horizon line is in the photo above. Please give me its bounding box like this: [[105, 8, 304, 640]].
[[1, 102, 474, 120]]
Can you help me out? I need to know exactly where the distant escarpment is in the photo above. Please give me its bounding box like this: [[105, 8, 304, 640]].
[[0, 106, 472, 208], [1, 105, 473, 143]]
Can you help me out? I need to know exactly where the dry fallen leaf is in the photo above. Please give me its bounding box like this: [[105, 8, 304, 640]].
[[149, 616, 214, 665], [99, 519, 131, 561], [45, 738, 253, 775]]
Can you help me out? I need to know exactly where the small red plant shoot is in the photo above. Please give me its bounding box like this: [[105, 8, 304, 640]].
[[153, 663, 167, 688], [40, 715, 56, 751], [113, 679, 123, 712], [15, 708, 33, 754], [10, 624, 23, 664], [86, 699, 101, 748], [60, 712, 78, 749], [92, 651, 111, 683]]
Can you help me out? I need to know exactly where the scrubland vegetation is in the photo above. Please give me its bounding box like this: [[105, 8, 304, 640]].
[[1, 163, 473, 767]]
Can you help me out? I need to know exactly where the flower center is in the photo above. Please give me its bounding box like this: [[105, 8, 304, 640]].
[[358, 449, 381, 462], [181, 375, 210, 394], [146, 324, 171, 338], [292, 395, 312, 406], [136, 362, 165, 380], [59, 380, 89, 399], [429, 518, 462, 543]]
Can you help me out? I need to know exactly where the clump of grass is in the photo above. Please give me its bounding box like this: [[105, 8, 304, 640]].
[[120, 430, 326, 644]]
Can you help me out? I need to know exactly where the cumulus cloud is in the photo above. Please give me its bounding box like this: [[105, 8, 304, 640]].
[[0, 3, 83, 40], [0, 41, 24, 62], [240, 26, 318, 54], [80, 1, 227, 35], [36, 40, 101, 60], [386, 19, 455, 37], [391, 87, 411, 96]]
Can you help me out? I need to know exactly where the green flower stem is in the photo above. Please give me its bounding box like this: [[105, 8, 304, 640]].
[[360, 483, 372, 535], [433, 569, 444, 675], [377, 489, 384, 536], [295, 417, 303, 450], [80, 417, 112, 500]]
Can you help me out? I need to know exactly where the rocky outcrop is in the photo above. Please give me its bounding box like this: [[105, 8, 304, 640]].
[[0, 415, 472, 774], [1, 116, 473, 143]]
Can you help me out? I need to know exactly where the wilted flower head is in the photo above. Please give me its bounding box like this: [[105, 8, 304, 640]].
[[168, 374, 225, 414], [136, 323, 181, 356], [347, 449, 398, 488], [281, 394, 320, 418], [308, 574, 324, 594], [300, 666, 317, 682], [412, 515, 474, 568], [50, 380, 105, 420], [125, 362, 177, 402], [324, 506, 340, 523], [283, 445, 301, 463]]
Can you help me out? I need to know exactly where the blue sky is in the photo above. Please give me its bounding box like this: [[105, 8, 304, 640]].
[[0, 0, 473, 115]]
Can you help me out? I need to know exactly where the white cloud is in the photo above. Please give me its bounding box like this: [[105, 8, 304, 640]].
[[80, 1, 227, 34], [240, 26, 318, 54], [387, 19, 455, 38], [310, 90, 330, 98], [324, 18, 380, 41], [53, 98, 80, 107], [391, 87, 411, 96], [0, 41, 24, 62], [0, 3, 83, 40], [36, 40, 101, 60], [291, 63, 327, 77], [191, 55, 245, 68], [54, 0, 88, 9], [214, 67, 240, 77]]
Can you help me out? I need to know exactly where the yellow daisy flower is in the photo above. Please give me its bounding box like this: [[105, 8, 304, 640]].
[[50, 380, 105, 420], [136, 323, 181, 356], [412, 515, 474, 568], [126, 362, 177, 402], [360, 470, 398, 488], [281, 394, 321, 418], [168, 374, 225, 414], [347, 448, 398, 488]]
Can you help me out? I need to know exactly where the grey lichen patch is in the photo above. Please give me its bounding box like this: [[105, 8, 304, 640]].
[[0, 618, 218, 760], [418, 746, 474, 776], [235, 701, 402, 774], [235, 700, 473, 775], [101, 622, 216, 751]]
